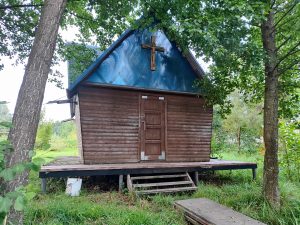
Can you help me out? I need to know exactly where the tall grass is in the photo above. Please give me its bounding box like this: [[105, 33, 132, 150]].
[[25, 192, 186, 225]]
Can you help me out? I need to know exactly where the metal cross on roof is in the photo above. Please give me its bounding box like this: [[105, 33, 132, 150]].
[[141, 35, 165, 71]]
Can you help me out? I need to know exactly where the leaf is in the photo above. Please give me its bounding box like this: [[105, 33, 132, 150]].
[[0, 196, 13, 213], [0, 140, 13, 152], [14, 196, 25, 211], [25, 192, 36, 201], [5, 191, 22, 199], [32, 157, 45, 166], [0, 121, 12, 128], [13, 164, 26, 174], [0, 168, 15, 181], [26, 162, 40, 171]]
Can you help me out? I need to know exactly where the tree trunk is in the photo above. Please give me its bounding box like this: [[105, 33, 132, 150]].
[[5, 0, 67, 224], [261, 10, 280, 206], [237, 126, 241, 153]]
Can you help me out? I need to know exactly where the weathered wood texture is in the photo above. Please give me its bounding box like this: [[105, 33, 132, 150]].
[[74, 95, 83, 159], [77, 86, 212, 164], [166, 95, 213, 162], [175, 198, 266, 225], [42, 158, 257, 172], [78, 87, 140, 164]]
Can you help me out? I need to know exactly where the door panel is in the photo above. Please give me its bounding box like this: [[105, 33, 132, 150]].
[[140, 95, 166, 161]]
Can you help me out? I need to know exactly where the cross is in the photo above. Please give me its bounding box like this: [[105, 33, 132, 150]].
[[141, 35, 165, 71]]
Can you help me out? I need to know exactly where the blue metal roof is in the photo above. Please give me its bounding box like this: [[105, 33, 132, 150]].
[[68, 29, 204, 97]]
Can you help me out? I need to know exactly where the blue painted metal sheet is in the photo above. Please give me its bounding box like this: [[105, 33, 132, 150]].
[[85, 29, 199, 93]]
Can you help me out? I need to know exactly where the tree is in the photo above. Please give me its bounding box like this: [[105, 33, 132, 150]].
[[5, 1, 67, 223], [1, 1, 138, 223], [135, 0, 299, 206], [0, 104, 11, 123], [222, 91, 263, 152], [35, 122, 53, 150]]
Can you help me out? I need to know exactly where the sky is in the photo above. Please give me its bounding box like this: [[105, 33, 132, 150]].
[[0, 56, 70, 121], [0, 28, 77, 122], [0, 28, 209, 122]]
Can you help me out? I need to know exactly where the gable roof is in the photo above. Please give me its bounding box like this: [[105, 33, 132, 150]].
[[67, 29, 205, 98]]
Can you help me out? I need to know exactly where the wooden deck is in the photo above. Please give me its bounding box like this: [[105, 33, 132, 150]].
[[39, 156, 257, 178]]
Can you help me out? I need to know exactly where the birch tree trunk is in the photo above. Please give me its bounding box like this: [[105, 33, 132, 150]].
[[261, 10, 280, 206], [6, 0, 67, 223]]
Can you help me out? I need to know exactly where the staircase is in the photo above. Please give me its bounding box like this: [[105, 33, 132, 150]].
[[127, 172, 197, 195]]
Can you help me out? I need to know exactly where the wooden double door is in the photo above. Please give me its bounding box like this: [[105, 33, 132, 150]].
[[140, 94, 166, 161]]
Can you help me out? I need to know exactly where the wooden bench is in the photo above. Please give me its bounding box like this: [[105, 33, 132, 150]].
[[174, 198, 266, 225]]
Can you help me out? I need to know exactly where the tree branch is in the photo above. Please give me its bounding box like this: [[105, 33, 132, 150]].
[[277, 41, 300, 63], [278, 59, 300, 76], [276, 36, 292, 52], [0, 4, 43, 10], [274, 1, 299, 29], [271, 0, 277, 9], [67, 10, 94, 23]]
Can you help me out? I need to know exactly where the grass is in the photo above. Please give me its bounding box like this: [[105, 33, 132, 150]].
[[25, 192, 186, 225], [34, 148, 77, 164], [24, 148, 300, 225]]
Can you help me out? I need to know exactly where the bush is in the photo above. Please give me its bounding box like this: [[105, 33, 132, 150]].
[[279, 120, 300, 182], [35, 123, 53, 150]]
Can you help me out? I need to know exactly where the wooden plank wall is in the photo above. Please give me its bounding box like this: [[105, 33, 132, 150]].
[[166, 95, 213, 162], [78, 87, 140, 164], [77, 86, 212, 164]]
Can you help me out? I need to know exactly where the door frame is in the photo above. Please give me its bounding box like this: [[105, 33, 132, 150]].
[[139, 92, 167, 161]]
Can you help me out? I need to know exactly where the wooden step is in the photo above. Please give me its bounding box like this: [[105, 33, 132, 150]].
[[131, 174, 187, 180], [127, 172, 197, 195], [136, 186, 197, 195], [133, 180, 193, 188]]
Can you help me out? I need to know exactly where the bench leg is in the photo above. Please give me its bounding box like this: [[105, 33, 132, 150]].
[[252, 168, 257, 180], [41, 178, 47, 194], [118, 175, 124, 192]]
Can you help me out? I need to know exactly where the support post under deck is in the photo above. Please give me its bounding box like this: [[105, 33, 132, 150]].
[[252, 168, 257, 180], [118, 175, 124, 192], [41, 178, 47, 194], [193, 171, 199, 186]]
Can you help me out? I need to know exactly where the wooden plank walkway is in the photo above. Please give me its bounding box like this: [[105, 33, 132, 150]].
[[175, 198, 266, 225]]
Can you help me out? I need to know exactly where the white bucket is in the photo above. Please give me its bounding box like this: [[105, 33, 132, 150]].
[[65, 178, 82, 196]]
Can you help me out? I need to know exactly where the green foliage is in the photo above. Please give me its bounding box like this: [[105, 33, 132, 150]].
[[211, 92, 263, 154], [279, 120, 300, 181], [63, 43, 99, 83], [0, 0, 139, 86], [0, 0, 41, 68], [50, 121, 77, 151], [24, 193, 185, 225], [0, 104, 11, 122], [0, 116, 44, 224], [23, 149, 300, 225], [35, 122, 53, 151]]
